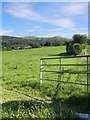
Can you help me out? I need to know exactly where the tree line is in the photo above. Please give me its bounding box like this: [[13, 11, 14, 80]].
[[1, 34, 90, 54], [1, 35, 71, 50]]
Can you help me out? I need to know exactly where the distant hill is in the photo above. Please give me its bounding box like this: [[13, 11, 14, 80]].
[[1, 35, 72, 50]]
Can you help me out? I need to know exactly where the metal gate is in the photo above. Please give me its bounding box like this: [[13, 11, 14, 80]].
[[40, 55, 90, 95]]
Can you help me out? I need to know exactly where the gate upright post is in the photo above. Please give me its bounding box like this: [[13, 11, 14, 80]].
[[86, 56, 89, 96], [60, 58, 62, 90], [40, 59, 42, 84]]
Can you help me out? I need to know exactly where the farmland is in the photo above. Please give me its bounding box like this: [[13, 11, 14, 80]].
[[1, 46, 90, 119]]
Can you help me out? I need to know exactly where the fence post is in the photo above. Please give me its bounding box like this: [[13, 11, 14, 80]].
[[86, 56, 88, 96], [40, 59, 42, 84]]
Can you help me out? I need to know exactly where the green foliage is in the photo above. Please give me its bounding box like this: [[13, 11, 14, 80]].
[[66, 34, 88, 55], [2, 35, 71, 50], [73, 34, 88, 44], [69, 43, 82, 55], [44, 41, 52, 46], [2, 99, 81, 119], [88, 38, 90, 45], [66, 41, 73, 54], [32, 42, 41, 48]]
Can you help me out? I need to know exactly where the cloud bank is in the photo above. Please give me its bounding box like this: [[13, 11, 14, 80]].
[[6, 3, 76, 28]]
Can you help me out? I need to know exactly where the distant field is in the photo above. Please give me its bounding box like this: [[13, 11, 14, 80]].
[[2, 46, 90, 119]]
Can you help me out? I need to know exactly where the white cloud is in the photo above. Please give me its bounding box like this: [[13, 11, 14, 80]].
[[50, 18, 75, 28], [46, 27, 88, 38], [0, 29, 13, 35], [6, 3, 75, 28], [27, 25, 42, 33], [7, 3, 44, 20], [61, 3, 88, 16]]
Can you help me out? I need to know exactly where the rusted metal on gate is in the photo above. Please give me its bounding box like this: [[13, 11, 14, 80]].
[[40, 55, 90, 95]]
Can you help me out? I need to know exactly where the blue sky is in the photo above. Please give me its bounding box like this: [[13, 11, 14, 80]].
[[1, 2, 88, 38]]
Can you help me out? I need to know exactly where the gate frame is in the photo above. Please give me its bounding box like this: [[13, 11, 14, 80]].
[[40, 55, 90, 95]]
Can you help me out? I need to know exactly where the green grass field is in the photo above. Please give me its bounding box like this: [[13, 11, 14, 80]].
[[1, 46, 90, 119]]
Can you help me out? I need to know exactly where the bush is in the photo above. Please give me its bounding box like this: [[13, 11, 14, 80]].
[[70, 43, 82, 55], [66, 43, 82, 55]]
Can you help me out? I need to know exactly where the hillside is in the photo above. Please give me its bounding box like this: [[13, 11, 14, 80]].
[[1, 35, 71, 50]]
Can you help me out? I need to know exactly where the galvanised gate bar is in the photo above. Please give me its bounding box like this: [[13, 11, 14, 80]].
[[40, 55, 90, 95]]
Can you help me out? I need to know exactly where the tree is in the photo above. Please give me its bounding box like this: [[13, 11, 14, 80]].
[[32, 42, 41, 48], [44, 41, 51, 46], [87, 38, 90, 45], [73, 34, 88, 44]]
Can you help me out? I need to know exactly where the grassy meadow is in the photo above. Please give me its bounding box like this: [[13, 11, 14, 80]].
[[1, 46, 90, 119]]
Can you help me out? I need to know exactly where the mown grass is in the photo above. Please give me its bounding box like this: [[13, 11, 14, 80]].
[[2, 46, 90, 119]]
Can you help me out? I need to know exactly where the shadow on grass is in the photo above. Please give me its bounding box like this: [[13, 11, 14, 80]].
[[2, 94, 89, 119], [2, 99, 48, 119], [49, 52, 71, 57], [53, 94, 90, 114], [64, 94, 90, 114]]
